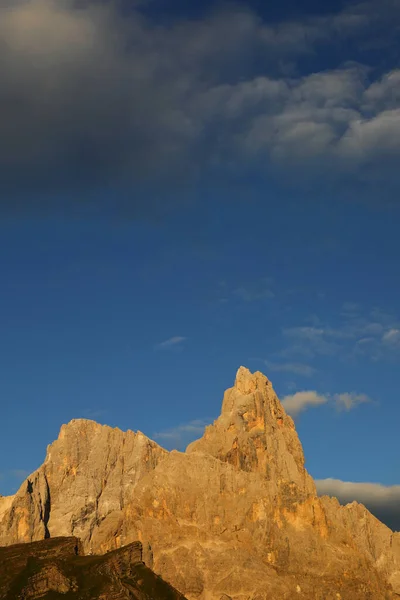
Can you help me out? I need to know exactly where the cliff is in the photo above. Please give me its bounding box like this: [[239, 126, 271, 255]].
[[0, 367, 399, 599]]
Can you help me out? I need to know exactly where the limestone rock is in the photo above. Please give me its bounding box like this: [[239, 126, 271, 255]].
[[0, 419, 168, 548], [0, 367, 399, 600], [187, 366, 316, 496]]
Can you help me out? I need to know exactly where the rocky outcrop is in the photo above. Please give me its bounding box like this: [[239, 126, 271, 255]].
[[0, 420, 168, 548], [0, 367, 399, 599], [187, 366, 315, 495], [0, 536, 186, 599]]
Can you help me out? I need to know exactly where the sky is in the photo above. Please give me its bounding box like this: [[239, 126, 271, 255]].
[[0, 0, 399, 531]]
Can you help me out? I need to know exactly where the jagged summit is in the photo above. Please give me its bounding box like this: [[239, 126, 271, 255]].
[[234, 365, 271, 392], [64, 418, 102, 426], [187, 366, 313, 495], [221, 366, 291, 432], [58, 418, 149, 439], [1, 367, 399, 600], [221, 365, 274, 415]]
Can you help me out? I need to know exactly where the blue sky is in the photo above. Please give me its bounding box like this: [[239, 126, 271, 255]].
[[0, 0, 399, 529]]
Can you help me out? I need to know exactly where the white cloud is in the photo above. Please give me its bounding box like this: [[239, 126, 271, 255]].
[[229, 64, 400, 174], [282, 389, 373, 417], [282, 391, 328, 418], [364, 70, 400, 110], [316, 478, 400, 503], [316, 478, 400, 531], [282, 326, 348, 356], [281, 307, 400, 362], [334, 392, 371, 411], [337, 108, 400, 163], [382, 328, 400, 344], [156, 336, 187, 349]]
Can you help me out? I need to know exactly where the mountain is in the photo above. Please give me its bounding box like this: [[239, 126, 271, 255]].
[[0, 536, 187, 599], [0, 367, 399, 599]]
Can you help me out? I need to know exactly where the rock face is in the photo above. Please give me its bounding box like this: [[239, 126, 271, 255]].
[[0, 421, 168, 549], [0, 536, 187, 599], [0, 367, 399, 599], [187, 366, 316, 494]]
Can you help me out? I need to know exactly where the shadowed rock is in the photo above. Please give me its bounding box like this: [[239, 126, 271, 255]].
[[0, 536, 187, 600]]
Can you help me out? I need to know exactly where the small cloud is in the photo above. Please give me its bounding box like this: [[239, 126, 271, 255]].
[[282, 306, 400, 363], [282, 391, 328, 418], [316, 478, 400, 531], [282, 326, 349, 357], [282, 389, 373, 418], [284, 326, 351, 340], [382, 328, 400, 344], [265, 360, 316, 377], [334, 392, 371, 412], [156, 336, 187, 350], [153, 418, 210, 450], [356, 336, 375, 345]]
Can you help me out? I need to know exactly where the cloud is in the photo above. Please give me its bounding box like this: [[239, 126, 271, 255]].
[[0, 0, 400, 215], [282, 326, 349, 356], [156, 336, 186, 349], [334, 392, 371, 411], [382, 328, 400, 344], [264, 360, 316, 376], [282, 391, 328, 418], [282, 389, 373, 417], [281, 307, 400, 362], [153, 418, 209, 450], [316, 478, 400, 532], [216, 277, 274, 304]]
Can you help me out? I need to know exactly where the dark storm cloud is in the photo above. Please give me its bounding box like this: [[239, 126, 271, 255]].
[[1, 0, 400, 215]]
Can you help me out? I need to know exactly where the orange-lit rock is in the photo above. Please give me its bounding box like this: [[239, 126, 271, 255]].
[[0, 367, 399, 599]]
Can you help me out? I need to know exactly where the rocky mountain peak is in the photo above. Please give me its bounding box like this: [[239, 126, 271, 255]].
[[220, 366, 288, 430], [187, 367, 314, 495], [234, 365, 270, 394], [1, 367, 399, 600]]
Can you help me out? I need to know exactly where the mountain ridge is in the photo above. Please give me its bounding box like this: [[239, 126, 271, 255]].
[[1, 367, 399, 599]]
